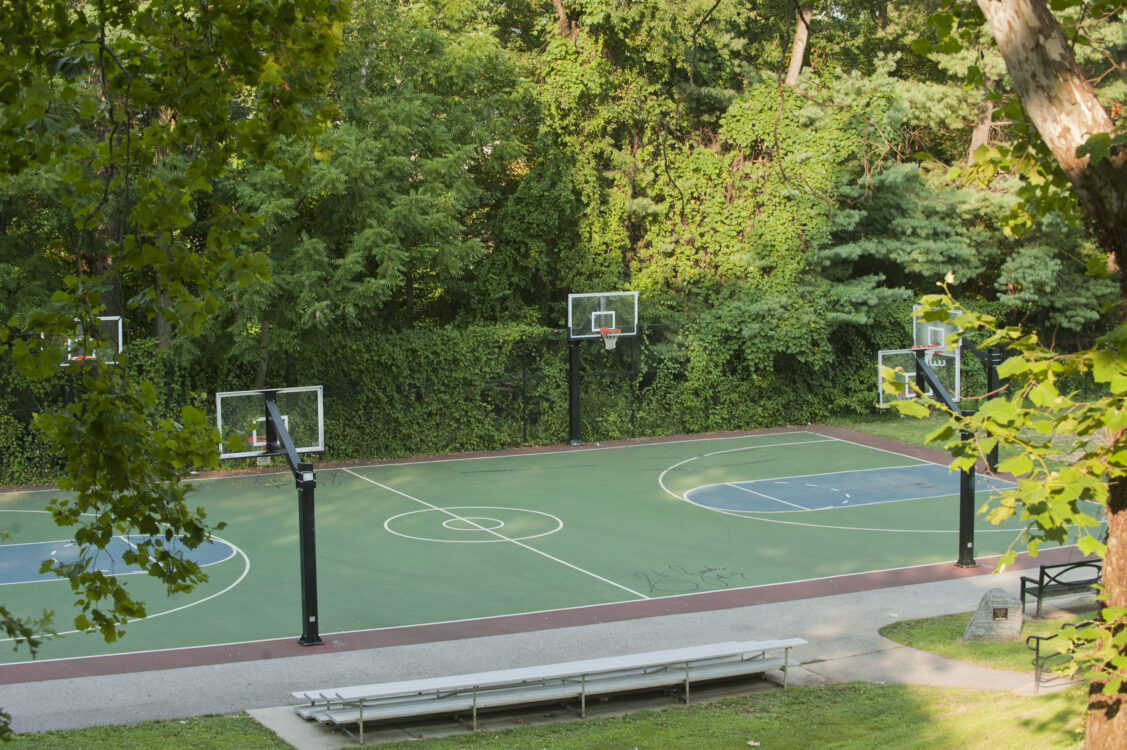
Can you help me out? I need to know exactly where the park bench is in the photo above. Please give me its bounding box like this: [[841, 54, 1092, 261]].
[[1024, 616, 1102, 695], [292, 638, 806, 744], [1024, 632, 1075, 694], [1019, 560, 1101, 618]]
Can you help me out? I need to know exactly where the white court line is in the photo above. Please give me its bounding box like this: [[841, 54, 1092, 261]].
[[656, 436, 836, 501], [817, 430, 960, 468], [683, 499, 1017, 534], [343, 469, 650, 600], [726, 483, 809, 511]]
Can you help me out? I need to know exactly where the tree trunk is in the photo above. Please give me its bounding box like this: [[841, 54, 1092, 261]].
[[785, 5, 810, 85], [976, 2, 1127, 747], [253, 318, 270, 389], [968, 93, 993, 163], [153, 277, 172, 349], [1091, 474, 1127, 750], [977, 0, 1127, 287], [552, 0, 579, 43]]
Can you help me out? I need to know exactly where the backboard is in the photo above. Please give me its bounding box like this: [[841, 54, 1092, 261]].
[[878, 348, 961, 408], [59, 315, 123, 366], [567, 292, 638, 340], [216, 385, 324, 459], [912, 305, 961, 356]]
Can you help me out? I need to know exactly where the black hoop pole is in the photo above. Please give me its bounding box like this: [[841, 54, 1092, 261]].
[[568, 337, 582, 445], [265, 394, 323, 646], [957, 435, 977, 568], [914, 353, 978, 569], [296, 461, 322, 645], [984, 346, 1005, 472], [965, 342, 1007, 473]]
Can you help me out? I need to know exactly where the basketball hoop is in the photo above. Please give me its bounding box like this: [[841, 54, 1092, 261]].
[[599, 327, 621, 351], [912, 344, 940, 367]]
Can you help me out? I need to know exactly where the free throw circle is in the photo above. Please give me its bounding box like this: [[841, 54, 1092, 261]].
[[385, 506, 563, 544]]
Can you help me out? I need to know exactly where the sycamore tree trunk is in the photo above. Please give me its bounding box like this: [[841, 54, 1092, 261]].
[[784, 5, 810, 85], [976, 2, 1127, 748]]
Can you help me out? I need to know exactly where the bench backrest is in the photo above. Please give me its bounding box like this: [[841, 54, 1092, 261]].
[[1041, 561, 1101, 585]]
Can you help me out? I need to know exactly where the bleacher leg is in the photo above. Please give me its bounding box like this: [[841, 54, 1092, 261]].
[[580, 674, 587, 717]]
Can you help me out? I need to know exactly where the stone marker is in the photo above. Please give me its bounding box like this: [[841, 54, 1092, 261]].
[[962, 588, 1024, 641]]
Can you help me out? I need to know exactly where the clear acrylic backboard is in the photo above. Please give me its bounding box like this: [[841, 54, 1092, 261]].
[[912, 305, 961, 355], [878, 348, 961, 408], [54, 315, 123, 366], [567, 291, 638, 340], [216, 385, 324, 459]]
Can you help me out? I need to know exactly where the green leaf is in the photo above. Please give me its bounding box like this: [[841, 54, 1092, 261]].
[[1028, 380, 1061, 408], [892, 400, 931, 419], [925, 422, 956, 443], [996, 357, 1029, 378], [949, 455, 977, 472], [1077, 535, 1107, 558]]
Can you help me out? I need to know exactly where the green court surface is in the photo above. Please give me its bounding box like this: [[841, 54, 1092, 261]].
[[0, 429, 1046, 664]]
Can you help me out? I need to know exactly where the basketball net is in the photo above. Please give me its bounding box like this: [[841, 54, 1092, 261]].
[[912, 344, 940, 367], [599, 327, 621, 351]]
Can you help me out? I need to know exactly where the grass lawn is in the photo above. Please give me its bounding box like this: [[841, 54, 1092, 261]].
[[373, 683, 1086, 749], [6, 682, 1086, 750], [881, 609, 1096, 673], [5, 714, 290, 749], [825, 411, 1082, 472], [823, 411, 951, 447]]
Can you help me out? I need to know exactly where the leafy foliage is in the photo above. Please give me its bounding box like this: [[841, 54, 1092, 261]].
[[888, 294, 1125, 697], [0, 3, 349, 728]]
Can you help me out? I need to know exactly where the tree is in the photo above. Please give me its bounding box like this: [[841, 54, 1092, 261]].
[[0, 0, 347, 738], [784, 4, 811, 85], [913, 1, 1126, 746], [212, 0, 533, 384]]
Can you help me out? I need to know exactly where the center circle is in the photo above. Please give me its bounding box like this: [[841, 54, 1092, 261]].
[[442, 516, 504, 532], [384, 506, 564, 544]]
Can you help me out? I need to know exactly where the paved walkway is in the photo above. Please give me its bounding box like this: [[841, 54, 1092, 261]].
[[3, 560, 1093, 749]]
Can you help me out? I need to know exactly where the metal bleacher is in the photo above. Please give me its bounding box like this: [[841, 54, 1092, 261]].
[[293, 638, 806, 744]]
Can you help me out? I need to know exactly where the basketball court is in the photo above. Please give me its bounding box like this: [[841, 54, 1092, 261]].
[[0, 298, 1098, 680], [0, 426, 1065, 668]]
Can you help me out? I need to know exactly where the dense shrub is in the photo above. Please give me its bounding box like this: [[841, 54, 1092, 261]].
[[2, 317, 921, 483]]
